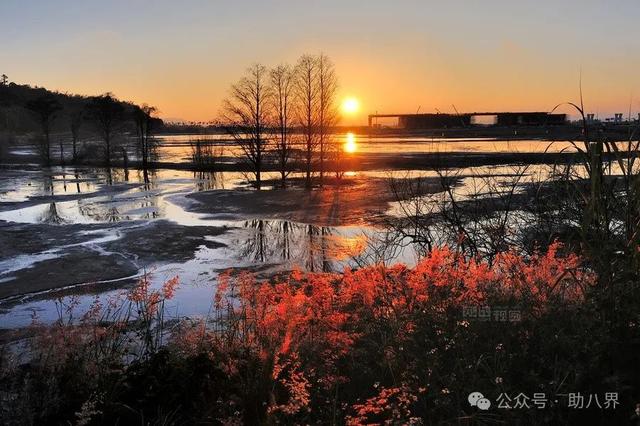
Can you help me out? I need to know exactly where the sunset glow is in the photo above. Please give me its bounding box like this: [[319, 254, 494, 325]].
[[2, 3, 639, 122]]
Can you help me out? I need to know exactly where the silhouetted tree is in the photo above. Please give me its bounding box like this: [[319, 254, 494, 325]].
[[69, 109, 83, 163], [133, 104, 158, 182], [316, 53, 339, 185], [25, 95, 62, 165], [222, 64, 271, 189], [270, 64, 295, 187], [87, 93, 124, 166], [0, 74, 7, 86], [295, 55, 318, 189]]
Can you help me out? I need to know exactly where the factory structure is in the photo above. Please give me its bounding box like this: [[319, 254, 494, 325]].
[[368, 111, 567, 129]]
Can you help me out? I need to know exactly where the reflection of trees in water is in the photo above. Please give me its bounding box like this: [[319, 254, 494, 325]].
[[139, 180, 160, 220], [83, 179, 163, 222], [39, 202, 66, 224], [194, 171, 224, 191], [28, 167, 167, 224], [86, 166, 135, 186], [238, 219, 340, 272], [38, 174, 65, 224], [135, 169, 154, 184], [242, 219, 268, 263], [106, 205, 122, 223], [60, 172, 68, 193], [76, 168, 165, 222], [74, 170, 81, 193], [305, 224, 331, 272], [42, 174, 54, 196], [76, 200, 123, 223]]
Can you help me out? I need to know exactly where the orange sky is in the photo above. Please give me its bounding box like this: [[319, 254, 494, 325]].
[[3, 1, 640, 125]]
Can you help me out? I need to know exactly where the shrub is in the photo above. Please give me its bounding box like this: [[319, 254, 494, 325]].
[[5, 244, 632, 425]]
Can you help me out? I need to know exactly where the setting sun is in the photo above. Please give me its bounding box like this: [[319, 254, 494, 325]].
[[344, 132, 357, 153], [341, 97, 360, 115]]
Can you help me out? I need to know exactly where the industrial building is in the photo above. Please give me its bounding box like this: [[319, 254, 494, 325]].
[[368, 112, 567, 129]]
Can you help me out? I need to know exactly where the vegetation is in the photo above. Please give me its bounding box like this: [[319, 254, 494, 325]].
[[222, 64, 272, 189], [1, 73, 640, 424], [0, 77, 162, 168], [24, 94, 61, 165], [270, 64, 295, 187], [5, 243, 625, 425], [86, 93, 125, 167], [220, 53, 343, 189], [190, 138, 223, 171], [133, 104, 159, 181]]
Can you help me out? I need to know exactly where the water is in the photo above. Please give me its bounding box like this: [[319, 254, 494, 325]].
[[9, 134, 578, 165], [0, 166, 422, 328], [152, 134, 577, 163], [0, 134, 569, 329]]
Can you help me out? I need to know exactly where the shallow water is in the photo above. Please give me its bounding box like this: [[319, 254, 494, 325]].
[[152, 134, 576, 163], [0, 151, 563, 329], [9, 134, 578, 165], [0, 166, 421, 328]]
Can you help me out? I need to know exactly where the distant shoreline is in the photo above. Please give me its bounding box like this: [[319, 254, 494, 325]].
[[157, 123, 636, 142], [0, 150, 593, 173]]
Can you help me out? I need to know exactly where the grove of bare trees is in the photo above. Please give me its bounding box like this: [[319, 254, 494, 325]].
[[25, 95, 61, 166], [221, 53, 342, 189], [87, 93, 125, 167], [270, 64, 295, 187], [222, 64, 271, 189], [134, 103, 159, 182]]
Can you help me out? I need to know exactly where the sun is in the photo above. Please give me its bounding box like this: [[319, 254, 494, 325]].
[[341, 97, 360, 115], [344, 132, 357, 153]]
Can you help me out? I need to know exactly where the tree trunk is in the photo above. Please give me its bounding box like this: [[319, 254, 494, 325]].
[[59, 140, 64, 165], [105, 133, 111, 166], [256, 148, 262, 189], [142, 138, 148, 172], [319, 134, 324, 186], [44, 131, 51, 166], [72, 136, 77, 162], [305, 134, 312, 189]]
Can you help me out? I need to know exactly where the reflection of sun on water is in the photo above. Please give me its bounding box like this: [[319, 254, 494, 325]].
[[334, 234, 368, 260], [344, 132, 357, 153]]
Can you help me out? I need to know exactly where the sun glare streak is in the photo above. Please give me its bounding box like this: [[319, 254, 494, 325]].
[[344, 132, 357, 153], [341, 97, 359, 114]]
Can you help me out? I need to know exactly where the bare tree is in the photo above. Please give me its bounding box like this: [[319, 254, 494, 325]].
[[0, 74, 7, 86], [133, 104, 158, 182], [69, 109, 83, 163], [222, 64, 271, 189], [26, 95, 61, 166], [295, 55, 318, 189], [316, 53, 339, 185], [87, 93, 124, 166], [331, 139, 345, 180], [270, 64, 295, 187]]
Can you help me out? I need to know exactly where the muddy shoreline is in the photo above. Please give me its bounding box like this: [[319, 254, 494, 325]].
[[0, 220, 233, 300], [184, 176, 448, 227]]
